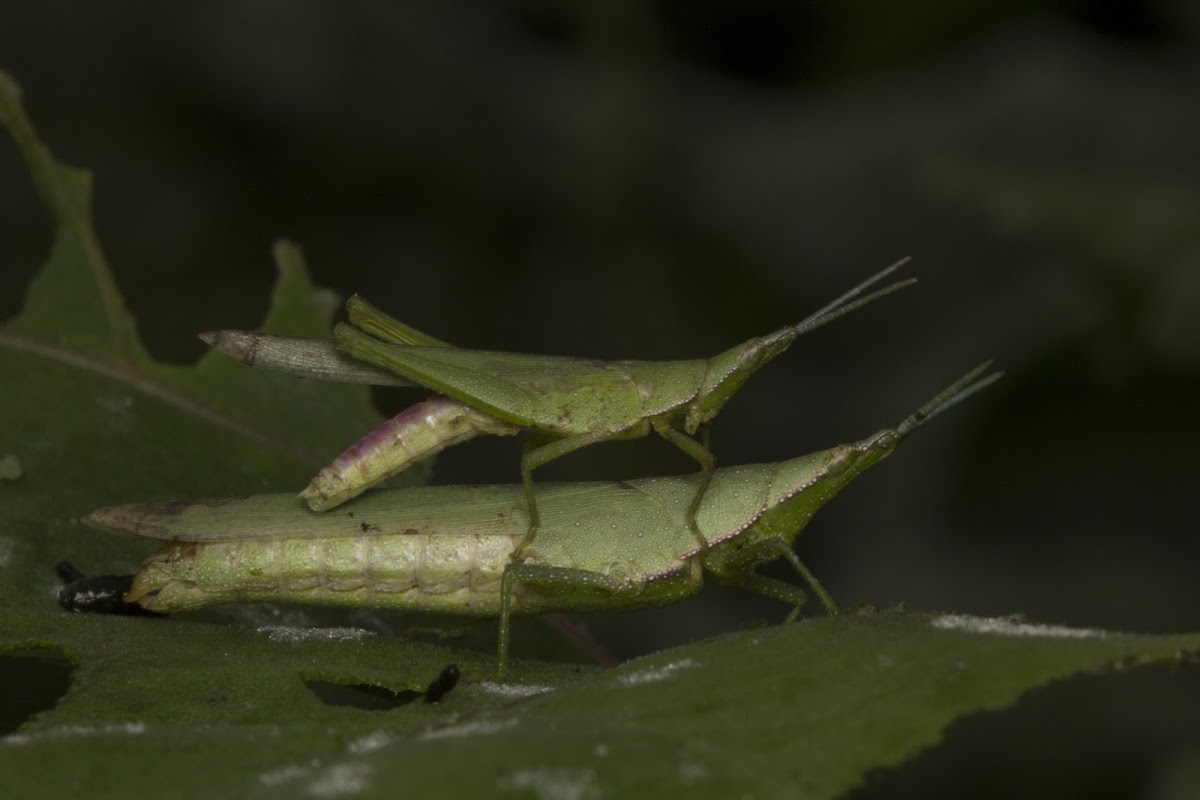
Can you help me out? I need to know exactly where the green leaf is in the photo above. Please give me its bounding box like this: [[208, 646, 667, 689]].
[[0, 71, 420, 610], [2, 70, 1199, 799]]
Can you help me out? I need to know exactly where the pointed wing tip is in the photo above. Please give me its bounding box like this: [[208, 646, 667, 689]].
[[81, 504, 130, 534], [197, 329, 258, 362], [82, 499, 198, 538]]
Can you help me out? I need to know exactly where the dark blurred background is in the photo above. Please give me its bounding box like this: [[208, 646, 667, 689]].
[[2, 2, 1199, 796]]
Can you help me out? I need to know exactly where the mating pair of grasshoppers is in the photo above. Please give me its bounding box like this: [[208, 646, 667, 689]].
[[73, 258, 1000, 675]]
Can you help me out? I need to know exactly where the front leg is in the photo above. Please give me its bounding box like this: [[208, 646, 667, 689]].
[[715, 570, 811, 622], [651, 419, 715, 549], [709, 537, 839, 617]]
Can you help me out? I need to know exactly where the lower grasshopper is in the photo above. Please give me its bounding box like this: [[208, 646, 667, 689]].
[[79, 363, 999, 677], [203, 259, 916, 559]]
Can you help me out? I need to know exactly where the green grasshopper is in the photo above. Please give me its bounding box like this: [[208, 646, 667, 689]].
[[203, 259, 915, 558], [80, 362, 1000, 677]]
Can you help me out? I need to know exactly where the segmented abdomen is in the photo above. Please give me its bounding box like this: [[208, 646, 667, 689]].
[[301, 394, 520, 512], [128, 531, 521, 615]]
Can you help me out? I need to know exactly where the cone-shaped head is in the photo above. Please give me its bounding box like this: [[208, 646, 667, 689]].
[[749, 361, 1003, 546], [684, 259, 916, 433]]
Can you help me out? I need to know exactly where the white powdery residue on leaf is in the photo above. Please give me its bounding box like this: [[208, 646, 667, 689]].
[[0, 537, 13, 567], [237, 602, 325, 629], [499, 767, 600, 800], [478, 681, 555, 699], [615, 657, 698, 687], [3, 722, 147, 746], [418, 717, 518, 741], [306, 762, 372, 798], [96, 394, 136, 434], [346, 731, 391, 755], [931, 614, 1107, 639], [678, 762, 708, 783], [258, 763, 315, 787], [0, 453, 21, 481], [257, 625, 375, 644]]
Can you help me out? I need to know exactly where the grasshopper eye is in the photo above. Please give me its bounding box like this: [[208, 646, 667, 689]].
[[870, 431, 899, 452]]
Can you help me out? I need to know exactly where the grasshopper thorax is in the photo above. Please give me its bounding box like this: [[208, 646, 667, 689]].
[[743, 429, 900, 549]]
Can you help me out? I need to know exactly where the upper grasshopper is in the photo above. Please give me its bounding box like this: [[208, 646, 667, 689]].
[[203, 259, 915, 558], [78, 362, 1000, 677]]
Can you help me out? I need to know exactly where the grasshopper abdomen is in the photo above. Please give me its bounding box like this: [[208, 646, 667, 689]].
[[128, 532, 523, 616]]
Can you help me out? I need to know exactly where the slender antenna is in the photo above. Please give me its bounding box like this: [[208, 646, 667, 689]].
[[895, 361, 1004, 438], [793, 257, 917, 337]]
